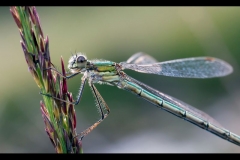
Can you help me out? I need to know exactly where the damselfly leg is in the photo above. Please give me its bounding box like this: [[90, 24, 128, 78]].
[[41, 66, 110, 140]]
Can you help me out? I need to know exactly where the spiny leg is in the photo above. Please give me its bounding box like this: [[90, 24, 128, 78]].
[[44, 66, 80, 79], [40, 66, 80, 98], [73, 75, 87, 105], [77, 83, 110, 140], [40, 67, 87, 105], [40, 74, 87, 105], [42, 66, 110, 140]]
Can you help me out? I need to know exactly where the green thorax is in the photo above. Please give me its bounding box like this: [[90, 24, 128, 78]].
[[88, 60, 116, 72]]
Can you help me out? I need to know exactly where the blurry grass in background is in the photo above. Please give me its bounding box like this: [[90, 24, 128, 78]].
[[1, 6, 240, 153]]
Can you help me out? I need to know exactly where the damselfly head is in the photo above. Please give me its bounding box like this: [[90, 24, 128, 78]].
[[68, 53, 87, 73]]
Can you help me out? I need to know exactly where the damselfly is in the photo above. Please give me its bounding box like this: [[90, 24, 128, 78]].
[[42, 52, 240, 147]]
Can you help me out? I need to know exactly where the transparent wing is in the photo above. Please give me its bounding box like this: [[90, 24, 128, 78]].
[[120, 57, 233, 78], [126, 52, 158, 64]]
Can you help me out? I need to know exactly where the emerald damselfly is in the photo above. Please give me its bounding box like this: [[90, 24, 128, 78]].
[[42, 52, 240, 147]]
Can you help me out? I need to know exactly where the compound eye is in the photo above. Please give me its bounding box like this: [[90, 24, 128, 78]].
[[77, 55, 86, 63]]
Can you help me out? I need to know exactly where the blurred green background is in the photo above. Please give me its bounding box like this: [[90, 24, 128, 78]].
[[1, 6, 240, 153]]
